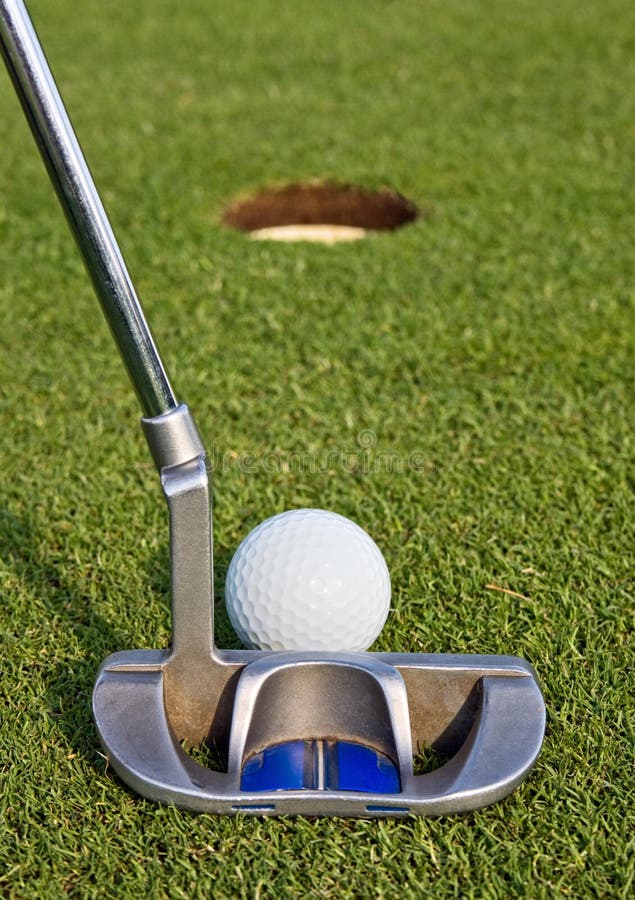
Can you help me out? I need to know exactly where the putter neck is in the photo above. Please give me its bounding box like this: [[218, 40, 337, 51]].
[[143, 405, 216, 677]]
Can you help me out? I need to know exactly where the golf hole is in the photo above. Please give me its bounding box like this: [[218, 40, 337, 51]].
[[222, 183, 419, 243]]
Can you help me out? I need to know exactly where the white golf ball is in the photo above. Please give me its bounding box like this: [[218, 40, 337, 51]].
[[225, 508, 391, 651]]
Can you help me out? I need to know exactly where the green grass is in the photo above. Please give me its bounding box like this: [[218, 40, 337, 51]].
[[1, 0, 634, 895]]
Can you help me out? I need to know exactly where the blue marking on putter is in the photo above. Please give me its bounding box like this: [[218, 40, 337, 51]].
[[241, 740, 308, 791], [329, 741, 400, 793], [241, 740, 400, 793]]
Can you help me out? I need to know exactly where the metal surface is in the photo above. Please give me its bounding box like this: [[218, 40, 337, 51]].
[[142, 402, 206, 470], [1, 0, 546, 817], [92, 414, 545, 815], [0, 0, 175, 417], [93, 649, 544, 816]]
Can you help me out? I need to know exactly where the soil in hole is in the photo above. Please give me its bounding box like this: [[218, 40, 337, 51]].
[[222, 182, 418, 234]]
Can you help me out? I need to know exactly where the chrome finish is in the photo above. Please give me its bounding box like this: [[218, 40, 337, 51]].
[[0, 0, 175, 416], [94, 646, 545, 816], [92, 436, 545, 815], [141, 402, 206, 470], [1, 0, 546, 817]]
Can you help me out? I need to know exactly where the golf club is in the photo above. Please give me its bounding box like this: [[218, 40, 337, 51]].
[[0, 0, 545, 816]]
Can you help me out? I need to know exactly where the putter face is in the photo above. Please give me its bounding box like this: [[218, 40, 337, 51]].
[[92, 406, 545, 817]]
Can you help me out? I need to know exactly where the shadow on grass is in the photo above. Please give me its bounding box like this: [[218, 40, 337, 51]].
[[0, 505, 241, 778], [0, 508, 121, 767]]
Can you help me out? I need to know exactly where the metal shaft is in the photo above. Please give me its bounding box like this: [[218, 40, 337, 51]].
[[0, 0, 177, 417]]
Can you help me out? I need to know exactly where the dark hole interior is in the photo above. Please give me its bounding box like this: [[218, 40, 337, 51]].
[[222, 183, 419, 233]]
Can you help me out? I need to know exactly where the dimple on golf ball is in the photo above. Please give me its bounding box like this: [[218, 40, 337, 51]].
[[224, 508, 391, 651]]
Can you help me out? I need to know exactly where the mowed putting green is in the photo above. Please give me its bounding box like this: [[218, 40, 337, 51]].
[[0, 0, 633, 896]]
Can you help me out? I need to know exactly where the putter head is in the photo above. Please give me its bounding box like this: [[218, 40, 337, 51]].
[[93, 405, 545, 816], [94, 649, 545, 816]]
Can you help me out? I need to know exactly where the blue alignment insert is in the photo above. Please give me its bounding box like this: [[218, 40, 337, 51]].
[[241, 740, 308, 792], [240, 739, 400, 793], [329, 741, 400, 793]]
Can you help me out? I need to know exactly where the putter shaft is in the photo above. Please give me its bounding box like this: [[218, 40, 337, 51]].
[[0, 0, 176, 417]]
